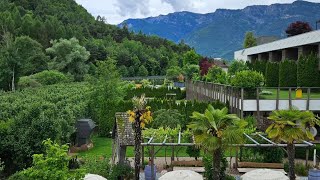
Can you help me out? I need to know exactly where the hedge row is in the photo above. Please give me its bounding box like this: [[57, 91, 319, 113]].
[[279, 60, 297, 87], [250, 54, 320, 87], [265, 62, 279, 87], [297, 54, 320, 87], [124, 87, 186, 100], [92, 99, 225, 137]]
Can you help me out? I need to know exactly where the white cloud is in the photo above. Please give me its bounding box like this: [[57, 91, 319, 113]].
[[75, 0, 320, 24]]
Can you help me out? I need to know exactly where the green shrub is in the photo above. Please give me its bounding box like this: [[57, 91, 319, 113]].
[[203, 155, 228, 180], [33, 70, 72, 85], [205, 66, 228, 84], [279, 60, 297, 87], [241, 147, 284, 163], [82, 157, 110, 178], [265, 62, 279, 87], [297, 54, 320, 87], [151, 109, 184, 129], [294, 162, 309, 176], [186, 146, 201, 160], [8, 139, 85, 180], [231, 70, 265, 89], [108, 163, 134, 180], [229, 60, 248, 76], [18, 76, 42, 89]]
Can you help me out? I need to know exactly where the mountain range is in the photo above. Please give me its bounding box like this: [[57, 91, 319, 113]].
[[120, 0, 320, 60]]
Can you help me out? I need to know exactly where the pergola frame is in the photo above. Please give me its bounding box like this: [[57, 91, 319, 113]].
[[142, 131, 314, 148]]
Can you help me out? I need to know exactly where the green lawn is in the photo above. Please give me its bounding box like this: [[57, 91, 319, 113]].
[[78, 136, 236, 160], [259, 88, 320, 100]]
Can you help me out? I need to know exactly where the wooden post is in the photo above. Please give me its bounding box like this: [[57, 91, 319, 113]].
[[306, 148, 309, 167], [151, 146, 155, 180], [235, 147, 239, 169], [276, 88, 280, 110], [289, 88, 292, 108], [141, 146, 144, 169], [230, 88, 234, 113], [237, 89, 241, 117], [241, 88, 244, 119], [307, 88, 311, 110], [256, 88, 260, 124]]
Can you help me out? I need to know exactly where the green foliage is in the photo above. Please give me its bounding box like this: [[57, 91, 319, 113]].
[[140, 79, 151, 88], [265, 62, 279, 87], [241, 147, 284, 163], [243, 32, 257, 48], [108, 163, 134, 180], [203, 155, 228, 180], [151, 109, 184, 129], [186, 146, 201, 160], [125, 87, 186, 100], [18, 76, 42, 89], [183, 50, 201, 66], [18, 70, 72, 89], [183, 64, 199, 79], [294, 162, 310, 176], [166, 66, 183, 81], [228, 60, 248, 76], [82, 157, 110, 178], [89, 58, 125, 136], [0, 158, 4, 173], [137, 65, 149, 76], [252, 61, 267, 76], [266, 109, 320, 144], [279, 60, 297, 87], [9, 139, 85, 180], [0, 83, 90, 175], [231, 70, 265, 89], [205, 66, 228, 84], [297, 54, 320, 87], [46, 38, 90, 81]]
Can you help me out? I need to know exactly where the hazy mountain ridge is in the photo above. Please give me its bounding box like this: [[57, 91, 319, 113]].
[[121, 1, 320, 60]]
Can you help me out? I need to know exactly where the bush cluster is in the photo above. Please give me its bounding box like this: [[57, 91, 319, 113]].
[[297, 54, 320, 87]]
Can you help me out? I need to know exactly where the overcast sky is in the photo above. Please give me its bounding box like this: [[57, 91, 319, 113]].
[[75, 0, 320, 24]]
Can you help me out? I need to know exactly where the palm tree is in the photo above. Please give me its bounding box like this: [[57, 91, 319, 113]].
[[188, 105, 247, 180], [266, 109, 320, 180], [128, 95, 152, 180]]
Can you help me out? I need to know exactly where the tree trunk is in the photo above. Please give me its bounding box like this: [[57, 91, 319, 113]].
[[212, 148, 222, 180], [134, 116, 142, 180], [287, 143, 296, 180], [11, 67, 15, 92]]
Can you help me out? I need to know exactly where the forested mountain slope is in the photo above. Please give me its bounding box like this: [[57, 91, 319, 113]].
[[121, 1, 320, 60], [0, 0, 191, 90]]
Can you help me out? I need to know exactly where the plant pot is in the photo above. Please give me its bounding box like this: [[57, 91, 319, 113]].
[[174, 82, 185, 88], [308, 169, 320, 180]]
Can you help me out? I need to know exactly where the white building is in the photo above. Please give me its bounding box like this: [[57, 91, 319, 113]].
[[234, 30, 320, 62]]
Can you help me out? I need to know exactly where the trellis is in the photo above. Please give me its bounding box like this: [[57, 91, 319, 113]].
[[112, 112, 315, 179]]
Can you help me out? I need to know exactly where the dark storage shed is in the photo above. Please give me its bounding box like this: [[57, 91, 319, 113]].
[[76, 119, 96, 147]]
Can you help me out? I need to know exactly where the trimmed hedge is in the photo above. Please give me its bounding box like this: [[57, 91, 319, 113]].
[[279, 60, 297, 87], [91, 99, 225, 137], [297, 54, 320, 87], [265, 62, 279, 87], [252, 61, 267, 76], [124, 87, 186, 100]]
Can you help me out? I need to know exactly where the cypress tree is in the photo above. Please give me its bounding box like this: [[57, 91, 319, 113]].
[[279, 60, 297, 87], [297, 54, 320, 87], [265, 62, 279, 87]]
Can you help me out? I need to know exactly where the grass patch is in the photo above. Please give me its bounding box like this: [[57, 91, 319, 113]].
[[259, 89, 320, 99], [79, 136, 236, 160]]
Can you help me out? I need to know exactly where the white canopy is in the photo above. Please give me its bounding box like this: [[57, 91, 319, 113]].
[[159, 170, 203, 180], [84, 174, 107, 180], [241, 169, 289, 180]]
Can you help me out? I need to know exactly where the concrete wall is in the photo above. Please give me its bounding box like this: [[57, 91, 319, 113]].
[[242, 99, 320, 111]]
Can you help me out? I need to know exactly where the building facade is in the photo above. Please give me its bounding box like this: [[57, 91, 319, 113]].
[[234, 30, 320, 62]]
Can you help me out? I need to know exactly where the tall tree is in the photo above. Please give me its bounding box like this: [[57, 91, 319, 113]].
[[188, 105, 246, 180], [243, 32, 257, 48], [286, 21, 312, 37], [266, 109, 320, 180], [46, 38, 90, 81]]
